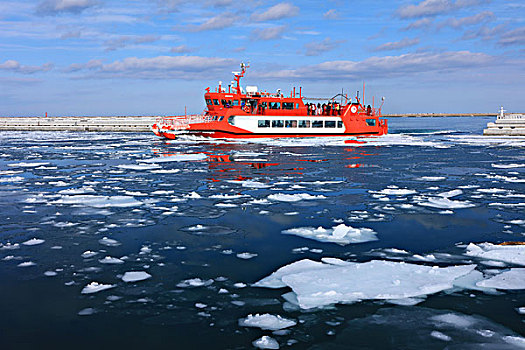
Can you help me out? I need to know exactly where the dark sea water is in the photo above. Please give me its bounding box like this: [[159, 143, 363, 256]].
[[0, 116, 524, 349]]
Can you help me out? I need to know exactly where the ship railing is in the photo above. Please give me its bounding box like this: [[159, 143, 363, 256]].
[[156, 114, 211, 131]]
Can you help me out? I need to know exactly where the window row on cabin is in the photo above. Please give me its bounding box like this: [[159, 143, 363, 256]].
[[258, 120, 344, 128]]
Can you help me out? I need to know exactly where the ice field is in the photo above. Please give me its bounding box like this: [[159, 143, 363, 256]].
[[0, 116, 524, 349]]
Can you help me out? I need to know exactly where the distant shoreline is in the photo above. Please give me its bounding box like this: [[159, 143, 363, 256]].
[[0, 113, 499, 118]]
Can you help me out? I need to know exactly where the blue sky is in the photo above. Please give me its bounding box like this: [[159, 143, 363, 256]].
[[0, 0, 524, 116]]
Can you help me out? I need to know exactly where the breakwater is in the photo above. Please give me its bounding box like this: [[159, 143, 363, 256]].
[[0, 116, 158, 132]]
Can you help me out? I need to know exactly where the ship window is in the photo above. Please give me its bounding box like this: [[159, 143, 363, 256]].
[[232, 100, 239, 106], [337, 121, 343, 128], [312, 120, 324, 128], [221, 99, 232, 107], [258, 120, 270, 128], [298, 120, 310, 128], [366, 118, 376, 126], [213, 99, 219, 105], [206, 99, 213, 106], [228, 116, 235, 125], [282, 102, 294, 110], [269, 102, 281, 109], [325, 121, 336, 128], [218, 116, 224, 121], [296, 103, 299, 109], [285, 120, 297, 128], [272, 120, 284, 128]]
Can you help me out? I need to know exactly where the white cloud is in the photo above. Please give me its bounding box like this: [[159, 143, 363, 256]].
[[37, 0, 97, 15], [498, 26, 525, 46], [403, 18, 434, 30], [66, 56, 236, 79], [439, 11, 494, 29], [186, 12, 237, 31], [397, 0, 487, 19], [253, 51, 495, 80], [304, 37, 344, 56], [323, 9, 339, 20], [104, 35, 161, 51], [170, 45, 195, 53], [0, 60, 54, 74], [251, 3, 299, 22], [372, 38, 420, 51], [251, 25, 287, 40]]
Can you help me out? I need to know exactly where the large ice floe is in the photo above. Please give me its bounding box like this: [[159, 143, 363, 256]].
[[282, 224, 378, 245], [465, 243, 525, 266], [255, 259, 476, 309]]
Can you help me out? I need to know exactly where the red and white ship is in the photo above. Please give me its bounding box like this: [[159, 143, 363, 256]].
[[152, 63, 388, 139]]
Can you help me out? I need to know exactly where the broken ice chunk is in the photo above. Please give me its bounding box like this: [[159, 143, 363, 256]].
[[252, 336, 279, 349], [121, 271, 151, 283], [282, 223, 377, 245], [239, 314, 296, 331], [81, 282, 116, 294]]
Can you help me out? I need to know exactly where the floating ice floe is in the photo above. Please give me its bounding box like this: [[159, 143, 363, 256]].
[[418, 196, 475, 209], [239, 314, 296, 331], [17, 261, 36, 267], [81, 282, 116, 294], [465, 243, 525, 266], [418, 176, 446, 182], [282, 224, 377, 246], [268, 193, 326, 202], [22, 238, 45, 246], [78, 307, 95, 316], [8, 162, 50, 168], [51, 195, 142, 208], [255, 259, 475, 309], [99, 256, 124, 264], [177, 278, 214, 288], [115, 163, 161, 171], [81, 251, 98, 258], [371, 187, 417, 196], [491, 163, 525, 169], [99, 237, 121, 247], [121, 271, 151, 283], [237, 252, 258, 259], [0, 176, 25, 182], [252, 336, 279, 350], [476, 269, 525, 290], [139, 153, 207, 162]]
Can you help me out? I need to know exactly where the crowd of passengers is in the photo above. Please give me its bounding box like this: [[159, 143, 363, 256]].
[[305, 102, 343, 116]]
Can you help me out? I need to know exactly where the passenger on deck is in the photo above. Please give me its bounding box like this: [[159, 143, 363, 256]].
[[367, 105, 372, 115], [317, 103, 321, 115]]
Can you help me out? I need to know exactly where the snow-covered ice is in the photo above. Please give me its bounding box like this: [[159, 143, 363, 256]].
[[239, 314, 296, 331], [236, 252, 258, 259], [22, 238, 45, 246], [121, 271, 151, 283], [465, 243, 525, 266], [81, 282, 116, 294], [99, 256, 124, 264], [268, 193, 326, 202], [282, 224, 377, 245], [476, 269, 525, 290], [256, 259, 475, 309], [252, 336, 279, 350]]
